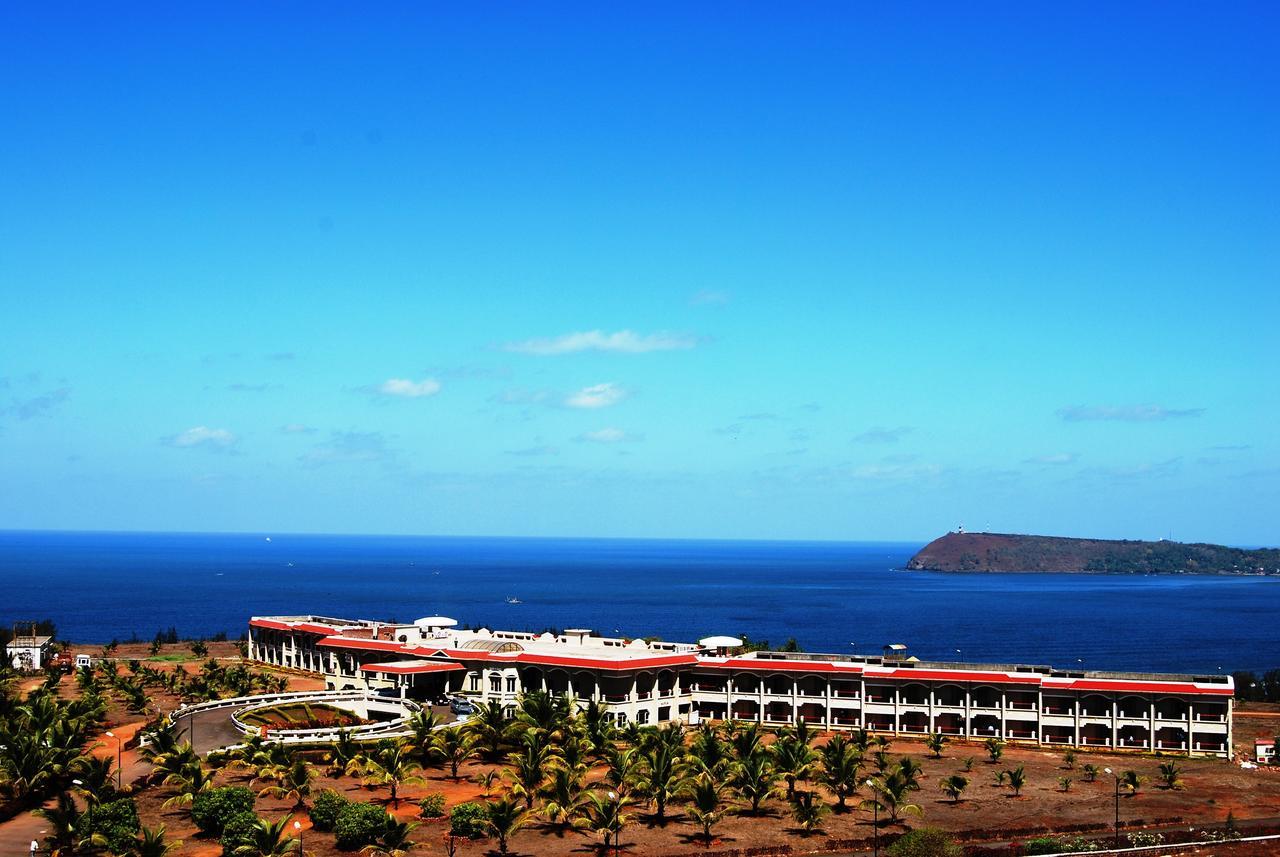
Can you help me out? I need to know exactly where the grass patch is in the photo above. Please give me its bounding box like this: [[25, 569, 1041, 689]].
[[146, 654, 195, 662]]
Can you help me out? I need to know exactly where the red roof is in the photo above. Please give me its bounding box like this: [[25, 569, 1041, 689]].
[[1054, 679, 1234, 696], [1257, 738, 1275, 746], [512, 651, 699, 672], [359, 661, 465, 675], [250, 618, 293, 632], [249, 618, 348, 636], [316, 637, 411, 654], [709, 658, 863, 674]]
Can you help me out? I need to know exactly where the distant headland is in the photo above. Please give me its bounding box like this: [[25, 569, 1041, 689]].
[[906, 531, 1280, 575]]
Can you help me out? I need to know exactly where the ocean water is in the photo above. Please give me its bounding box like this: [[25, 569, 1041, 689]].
[[1, 530, 1276, 675]]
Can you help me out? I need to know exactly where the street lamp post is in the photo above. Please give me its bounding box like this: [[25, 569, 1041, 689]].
[[293, 820, 303, 857], [607, 791, 620, 857], [104, 731, 122, 790], [865, 778, 878, 857], [1104, 767, 1120, 848]]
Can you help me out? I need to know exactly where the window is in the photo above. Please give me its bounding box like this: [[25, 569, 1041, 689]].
[[470, 674, 480, 692], [506, 676, 517, 693], [637, 710, 650, 724], [490, 676, 502, 693], [616, 712, 628, 725]]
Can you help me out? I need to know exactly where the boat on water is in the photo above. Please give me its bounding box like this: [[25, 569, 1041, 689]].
[[505, 596, 522, 604]]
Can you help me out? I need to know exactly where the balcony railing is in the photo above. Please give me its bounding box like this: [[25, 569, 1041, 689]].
[[832, 690, 861, 699], [1195, 713, 1225, 722], [1006, 702, 1037, 710], [603, 693, 629, 703], [1119, 711, 1150, 720], [1043, 706, 1072, 715], [865, 695, 893, 704], [1006, 729, 1036, 739], [935, 726, 964, 735], [1155, 740, 1187, 750], [636, 691, 652, 700]]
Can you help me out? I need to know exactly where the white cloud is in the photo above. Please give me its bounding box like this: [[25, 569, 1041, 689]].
[[577, 427, 640, 443], [1024, 452, 1079, 465], [376, 378, 441, 398], [504, 329, 699, 355], [1057, 404, 1204, 422], [565, 382, 627, 409], [167, 426, 237, 449]]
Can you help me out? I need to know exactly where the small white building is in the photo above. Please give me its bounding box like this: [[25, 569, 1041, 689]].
[[1258, 737, 1275, 764], [6, 635, 53, 671]]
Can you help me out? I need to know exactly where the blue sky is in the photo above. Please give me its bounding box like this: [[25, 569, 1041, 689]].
[[1, 3, 1276, 543]]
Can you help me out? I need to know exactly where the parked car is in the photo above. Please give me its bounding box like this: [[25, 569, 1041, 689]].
[[449, 697, 474, 715]]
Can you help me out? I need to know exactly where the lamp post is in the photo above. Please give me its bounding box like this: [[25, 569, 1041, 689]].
[[104, 731, 122, 790], [865, 778, 878, 857], [293, 820, 303, 857], [1104, 767, 1119, 848]]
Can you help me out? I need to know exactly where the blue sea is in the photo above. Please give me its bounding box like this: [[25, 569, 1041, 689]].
[[2, 530, 1276, 675]]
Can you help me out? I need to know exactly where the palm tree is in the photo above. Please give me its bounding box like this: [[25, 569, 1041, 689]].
[[580, 700, 616, 758], [984, 738, 1004, 763], [258, 757, 313, 810], [1119, 770, 1146, 795], [1058, 776, 1073, 793], [433, 727, 478, 781], [865, 771, 922, 824], [1062, 749, 1076, 770], [541, 768, 590, 833], [634, 726, 686, 821], [363, 817, 419, 857], [939, 774, 968, 804], [34, 791, 82, 855], [485, 796, 528, 854], [1005, 765, 1027, 797], [730, 753, 777, 815], [124, 826, 182, 857], [818, 735, 863, 812], [789, 790, 829, 835], [406, 710, 440, 767], [604, 745, 640, 797], [1158, 761, 1183, 790], [686, 722, 728, 776], [233, 817, 300, 857], [685, 772, 725, 845], [514, 691, 572, 742], [162, 760, 216, 808], [925, 733, 948, 759], [896, 757, 923, 791], [464, 702, 509, 762], [503, 730, 563, 809], [728, 722, 764, 764], [578, 791, 631, 853], [70, 755, 116, 807], [770, 733, 817, 800], [1082, 763, 1100, 783], [325, 729, 361, 777], [361, 739, 425, 808]]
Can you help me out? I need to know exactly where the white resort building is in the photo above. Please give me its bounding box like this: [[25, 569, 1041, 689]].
[[248, 614, 1234, 757]]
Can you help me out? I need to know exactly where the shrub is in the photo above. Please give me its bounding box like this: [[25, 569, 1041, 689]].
[[76, 797, 140, 854], [310, 789, 350, 832], [192, 786, 257, 835], [448, 802, 490, 839], [419, 793, 447, 818], [887, 828, 962, 857], [219, 811, 261, 857], [334, 802, 389, 850]]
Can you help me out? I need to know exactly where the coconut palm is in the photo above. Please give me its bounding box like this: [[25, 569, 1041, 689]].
[[789, 790, 829, 835], [406, 710, 441, 766], [514, 691, 573, 742], [634, 726, 686, 821], [925, 733, 948, 759], [325, 729, 361, 778], [34, 791, 83, 855], [363, 817, 419, 857], [686, 722, 729, 776], [124, 826, 182, 857], [580, 700, 616, 758], [541, 768, 590, 832], [578, 791, 632, 853], [258, 756, 314, 809], [1082, 763, 1099, 783], [464, 702, 510, 762], [770, 733, 817, 800], [896, 757, 923, 791], [984, 738, 1004, 763], [503, 730, 563, 809], [604, 745, 641, 797], [685, 772, 725, 845], [818, 735, 863, 812], [232, 816, 300, 857], [865, 771, 922, 824], [939, 774, 968, 804], [360, 739, 425, 808], [1005, 765, 1027, 797], [730, 753, 777, 815], [1119, 770, 1146, 795], [728, 722, 765, 763], [162, 760, 216, 808], [485, 796, 528, 854], [1058, 776, 1073, 793], [70, 754, 116, 807], [433, 726, 478, 781], [1158, 761, 1184, 790]]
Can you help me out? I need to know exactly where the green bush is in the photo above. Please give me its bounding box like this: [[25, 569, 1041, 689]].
[[192, 786, 257, 835], [219, 811, 261, 857], [418, 793, 446, 818], [76, 797, 140, 854], [887, 828, 962, 857], [448, 802, 489, 839], [334, 802, 389, 850], [309, 789, 350, 832]]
